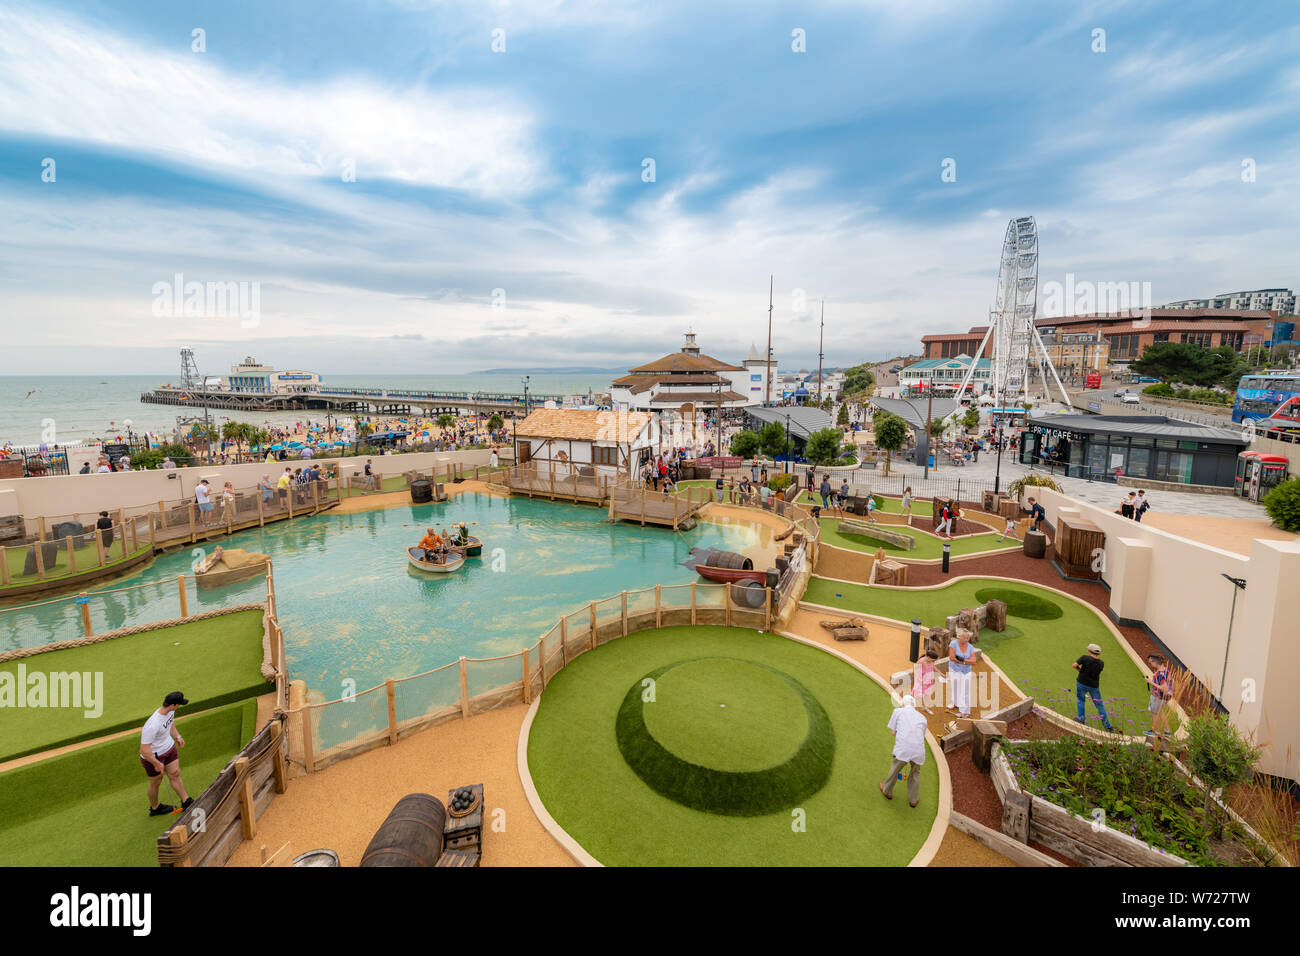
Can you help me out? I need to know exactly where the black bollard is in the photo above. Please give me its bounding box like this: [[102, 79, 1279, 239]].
[[942, 541, 951, 574], [909, 618, 921, 663]]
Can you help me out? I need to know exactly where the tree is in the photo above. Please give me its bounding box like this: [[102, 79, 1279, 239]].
[[437, 414, 456, 429], [841, 362, 875, 397], [836, 403, 850, 427], [963, 407, 979, 430], [928, 418, 947, 437], [1185, 713, 1260, 837], [1131, 342, 1250, 389], [487, 413, 504, 432], [805, 428, 843, 465], [1263, 476, 1300, 532], [758, 421, 788, 459], [872, 411, 907, 476], [730, 430, 761, 460]]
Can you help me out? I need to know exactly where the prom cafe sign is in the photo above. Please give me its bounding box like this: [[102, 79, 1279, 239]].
[[1028, 424, 1078, 445]]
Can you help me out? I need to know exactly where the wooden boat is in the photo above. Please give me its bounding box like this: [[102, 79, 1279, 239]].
[[407, 547, 466, 573], [447, 534, 482, 557], [693, 550, 767, 585], [195, 546, 269, 590]]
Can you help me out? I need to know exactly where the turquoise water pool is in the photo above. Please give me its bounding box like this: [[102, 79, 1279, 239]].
[[2, 494, 774, 707]]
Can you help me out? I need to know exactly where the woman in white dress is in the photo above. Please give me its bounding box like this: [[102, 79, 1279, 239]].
[[901, 486, 914, 526]]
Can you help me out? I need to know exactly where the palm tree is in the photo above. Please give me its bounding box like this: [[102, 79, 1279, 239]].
[[437, 414, 456, 430]]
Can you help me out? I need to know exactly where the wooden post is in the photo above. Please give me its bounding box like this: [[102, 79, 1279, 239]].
[[287, 488, 295, 519], [270, 719, 288, 794], [691, 582, 697, 625], [117, 508, 128, 559], [641, 487, 646, 526], [0, 545, 9, 586], [257, 487, 265, 527], [187, 501, 196, 543], [79, 592, 93, 636], [158, 500, 165, 527], [65, 536, 76, 574], [301, 707, 315, 774], [550, 462, 556, 500], [167, 824, 191, 868], [34, 539, 46, 580], [621, 590, 628, 637], [95, 530, 106, 568], [655, 584, 662, 627], [236, 757, 256, 840], [589, 601, 598, 650], [177, 574, 189, 618], [521, 648, 531, 704], [459, 657, 469, 718], [37, 516, 46, 542], [672, 490, 679, 531], [559, 616, 569, 666], [149, 513, 156, 549], [312, 480, 320, 513], [538, 634, 548, 690], [764, 586, 772, 630], [130, 515, 138, 551], [386, 679, 397, 745], [724, 581, 732, 626]]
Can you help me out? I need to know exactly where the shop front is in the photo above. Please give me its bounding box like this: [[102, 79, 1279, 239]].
[[1019, 415, 1248, 487]]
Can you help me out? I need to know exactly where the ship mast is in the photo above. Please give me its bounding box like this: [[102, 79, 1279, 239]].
[[764, 275, 774, 406], [816, 300, 824, 406]]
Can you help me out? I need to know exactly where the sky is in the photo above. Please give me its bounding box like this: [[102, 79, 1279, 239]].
[[1, 0, 1298, 375]]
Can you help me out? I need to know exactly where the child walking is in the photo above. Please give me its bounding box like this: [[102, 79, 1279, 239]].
[[901, 486, 913, 526], [995, 515, 1020, 543]]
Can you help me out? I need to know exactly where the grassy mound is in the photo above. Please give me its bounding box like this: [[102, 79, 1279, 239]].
[[0, 698, 257, 866], [974, 587, 1063, 620], [0, 609, 268, 762], [616, 658, 834, 816]]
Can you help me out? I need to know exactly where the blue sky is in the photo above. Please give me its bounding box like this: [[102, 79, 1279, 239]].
[[1, 0, 1297, 374]]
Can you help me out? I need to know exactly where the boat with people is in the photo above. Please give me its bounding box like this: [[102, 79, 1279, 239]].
[[446, 522, 482, 556], [406, 546, 466, 573]]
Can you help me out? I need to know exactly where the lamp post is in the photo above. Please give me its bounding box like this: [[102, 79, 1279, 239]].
[[784, 411, 791, 475], [994, 420, 1005, 495]]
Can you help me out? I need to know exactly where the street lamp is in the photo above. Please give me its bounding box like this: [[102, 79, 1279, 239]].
[[994, 419, 1005, 495], [784, 411, 791, 474]]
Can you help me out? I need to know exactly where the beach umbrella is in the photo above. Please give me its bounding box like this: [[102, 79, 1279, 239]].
[[271, 443, 285, 450]]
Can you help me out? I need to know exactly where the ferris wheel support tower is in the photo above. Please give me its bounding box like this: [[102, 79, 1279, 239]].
[[954, 217, 1072, 410]]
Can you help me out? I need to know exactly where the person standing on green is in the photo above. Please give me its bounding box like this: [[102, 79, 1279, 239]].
[[1072, 643, 1113, 733]]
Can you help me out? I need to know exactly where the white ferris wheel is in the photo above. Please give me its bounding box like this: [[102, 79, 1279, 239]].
[[955, 216, 1071, 409]]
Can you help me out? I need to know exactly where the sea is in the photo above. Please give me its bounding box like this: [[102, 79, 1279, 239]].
[[0, 373, 617, 448]]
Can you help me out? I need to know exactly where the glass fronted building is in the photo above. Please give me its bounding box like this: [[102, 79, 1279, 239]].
[[1019, 415, 1249, 487]]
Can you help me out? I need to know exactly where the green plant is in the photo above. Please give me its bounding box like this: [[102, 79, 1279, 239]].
[[1142, 382, 1175, 397], [130, 442, 194, 470], [730, 430, 761, 460], [758, 422, 788, 459], [1262, 477, 1300, 532], [836, 403, 850, 427], [963, 407, 979, 430], [928, 418, 946, 437], [768, 473, 795, 494], [805, 428, 843, 465], [973, 587, 1063, 621], [1006, 472, 1063, 501], [487, 413, 504, 431], [1185, 713, 1261, 837], [436, 414, 456, 429], [872, 411, 907, 476]]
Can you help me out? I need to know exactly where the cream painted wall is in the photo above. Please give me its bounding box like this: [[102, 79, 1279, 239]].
[[1037, 487, 1298, 782]]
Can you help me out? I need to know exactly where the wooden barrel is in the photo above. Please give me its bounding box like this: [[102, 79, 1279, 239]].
[[410, 479, 432, 503], [359, 794, 447, 867], [704, 551, 753, 571], [731, 580, 767, 608], [1023, 530, 1047, 559]]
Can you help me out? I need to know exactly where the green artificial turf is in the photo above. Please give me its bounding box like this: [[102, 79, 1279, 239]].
[[2, 539, 151, 590], [803, 577, 1151, 732], [818, 518, 1016, 560], [528, 625, 938, 866], [617, 658, 834, 816], [0, 698, 257, 866], [974, 587, 1063, 621], [0, 609, 268, 762], [797, 490, 934, 517]]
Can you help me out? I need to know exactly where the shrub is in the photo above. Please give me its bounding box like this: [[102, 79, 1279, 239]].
[[729, 430, 761, 460], [872, 412, 908, 476], [768, 473, 796, 494], [1262, 477, 1300, 532], [1185, 714, 1261, 836], [758, 422, 788, 459], [805, 428, 843, 465], [1006, 472, 1063, 501], [1142, 383, 1174, 398]]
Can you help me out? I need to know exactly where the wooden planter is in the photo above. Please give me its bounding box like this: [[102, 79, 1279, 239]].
[[991, 742, 1188, 867], [1053, 515, 1104, 580]]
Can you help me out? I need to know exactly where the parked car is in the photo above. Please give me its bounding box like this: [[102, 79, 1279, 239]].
[[1136, 376, 1159, 383]]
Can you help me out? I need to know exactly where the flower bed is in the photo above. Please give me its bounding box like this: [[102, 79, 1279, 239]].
[[998, 737, 1280, 866]]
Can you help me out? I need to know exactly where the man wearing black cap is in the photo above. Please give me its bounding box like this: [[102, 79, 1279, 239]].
[[139, 691, 193, 817]]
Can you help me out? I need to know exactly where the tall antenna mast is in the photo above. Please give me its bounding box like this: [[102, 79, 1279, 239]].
[[816, 300, 824, 405], [765, 275, 774, 406]]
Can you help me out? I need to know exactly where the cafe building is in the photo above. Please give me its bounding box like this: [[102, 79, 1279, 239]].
[[1019, 414, 1250, 487]]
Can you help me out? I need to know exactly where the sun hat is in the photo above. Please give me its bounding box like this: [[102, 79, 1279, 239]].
[[1087, 643, 1101, 654]]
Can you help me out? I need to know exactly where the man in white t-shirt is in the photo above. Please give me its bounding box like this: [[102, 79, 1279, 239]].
[[879, 694, 928, 808], [139, 691, 192, 817]]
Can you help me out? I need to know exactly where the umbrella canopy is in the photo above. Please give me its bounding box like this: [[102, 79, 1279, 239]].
[[270, 443, 285, 450]]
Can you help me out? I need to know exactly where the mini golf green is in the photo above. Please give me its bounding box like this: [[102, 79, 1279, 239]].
[[803, 577, 1151, 732], [527, 626, 939, 866], [0, 697, 257, 866], [0, 609, 268, 762], [818, 518, 1015, 560]]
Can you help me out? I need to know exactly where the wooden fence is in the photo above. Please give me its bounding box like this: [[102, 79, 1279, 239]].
[[284, 577, 809, 776]]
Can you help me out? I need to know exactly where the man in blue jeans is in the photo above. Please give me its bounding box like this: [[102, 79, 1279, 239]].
[[1072, 643, 1113, 732]]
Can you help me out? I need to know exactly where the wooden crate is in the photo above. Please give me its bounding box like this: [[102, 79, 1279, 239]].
[[444, 783, 485, 853], [1054, 516, 1104, 579]]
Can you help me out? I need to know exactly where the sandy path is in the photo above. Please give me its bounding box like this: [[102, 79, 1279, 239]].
[[1139, 512, 1296, 556], [227, 702, 575, 867]]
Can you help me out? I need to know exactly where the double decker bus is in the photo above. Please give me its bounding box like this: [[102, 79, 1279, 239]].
[[1232, 373, 1300, 425]]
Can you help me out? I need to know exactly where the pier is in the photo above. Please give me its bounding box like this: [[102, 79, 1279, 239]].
[[140, 385, 566, 418]]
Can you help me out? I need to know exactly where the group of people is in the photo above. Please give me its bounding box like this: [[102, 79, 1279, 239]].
[[1118, 490, 1152, 521], [881, 638, 1178, 809]]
